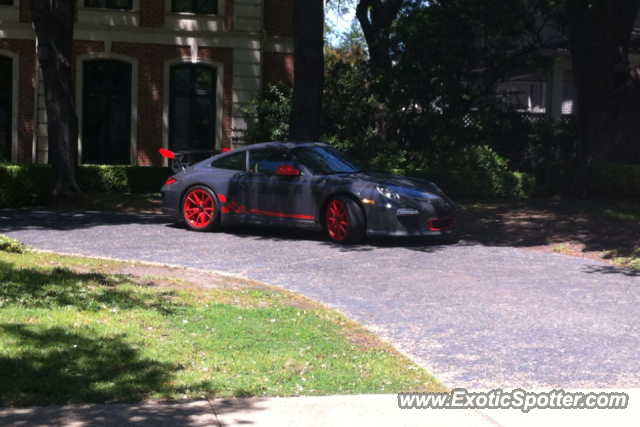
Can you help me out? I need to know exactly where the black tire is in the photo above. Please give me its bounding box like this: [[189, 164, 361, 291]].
[[325, 195, 366, 244], [181, 186, 221, 232]]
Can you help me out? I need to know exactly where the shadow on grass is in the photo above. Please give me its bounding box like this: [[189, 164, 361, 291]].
[[0, 261, 180, 314], [0, 398, 267, 427], [0, 324, 182, 407]]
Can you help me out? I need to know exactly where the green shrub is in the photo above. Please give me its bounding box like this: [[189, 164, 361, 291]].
[[77, 165, 172, 194], [397, 170, 535, 199], [0, 164, 53, 207], [426, 145, 510, 174], [77, 165, 129, 193], [0, 234, 29, 254], [533, 162, 575, 196], [589, 164, 640, 197], [234, 83, 292, 144]]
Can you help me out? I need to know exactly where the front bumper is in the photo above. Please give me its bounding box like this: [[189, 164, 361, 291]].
[[363, 199, 456, 237]]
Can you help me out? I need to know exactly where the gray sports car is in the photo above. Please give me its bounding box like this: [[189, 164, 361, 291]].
[[161, 142, 456, 244]]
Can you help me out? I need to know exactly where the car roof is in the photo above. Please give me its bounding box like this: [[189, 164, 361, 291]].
[[232, 142, 329, 152]]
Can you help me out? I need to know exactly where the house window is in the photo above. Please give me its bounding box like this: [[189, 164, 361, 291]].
[[85, 0, 133, 10], [0, 1, 14, 6], [0, 56, 12, 162], [169, 64, 217, 152], [82, 60, 132, 165], [172, 0, 217, 14]]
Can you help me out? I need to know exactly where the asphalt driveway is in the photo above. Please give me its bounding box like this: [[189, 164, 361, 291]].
[[1, 209, 639, 389]]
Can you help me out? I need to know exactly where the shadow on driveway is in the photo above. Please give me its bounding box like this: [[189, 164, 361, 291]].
[[0, 209, 171, 233], [213, 224, 459, 253], [581, 264, 640, 277]]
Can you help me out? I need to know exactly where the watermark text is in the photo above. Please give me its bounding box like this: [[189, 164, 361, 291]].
[[398, 388, 629, 413]]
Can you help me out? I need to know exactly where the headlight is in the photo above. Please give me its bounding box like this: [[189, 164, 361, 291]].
[[376, 185, 401, 201]]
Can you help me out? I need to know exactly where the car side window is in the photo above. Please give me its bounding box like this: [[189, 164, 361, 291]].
[[248, 148, 295, 174], [210, 151, 246, 171]]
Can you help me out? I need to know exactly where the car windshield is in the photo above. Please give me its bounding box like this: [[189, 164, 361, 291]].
[[291, 146, 364, 175]]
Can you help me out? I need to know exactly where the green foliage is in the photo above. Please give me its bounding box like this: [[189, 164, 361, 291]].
[[430, 145, 510, 174], [77, 165, 172, 194], [589, 164, 640, 197], [321, 44, 380, 159], [235, 84, 292, 144], [0, 164, 170, 207], [0, 235, 29, 254], [0, 164, 53, 207], [608, 248, 640, 272], [389, 1, 552, 128], [398, 170, 536, 199]]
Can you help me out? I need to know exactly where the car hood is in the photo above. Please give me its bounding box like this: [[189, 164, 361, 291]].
[[331, 171, 454, 204]]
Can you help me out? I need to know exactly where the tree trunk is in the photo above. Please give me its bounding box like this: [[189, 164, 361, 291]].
[[611, 68, 640, 164], [289, 0, 325, 142], [355, 0, 403, 76], [565, 0, 640, 196], [31, 0, 83, 197], [355, 0, 404, 143]]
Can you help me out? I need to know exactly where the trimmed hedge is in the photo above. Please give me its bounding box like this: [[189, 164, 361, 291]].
[[391, 169, 536, 199], [0, 164, 53, 207], [0, 164, 172, 207], [77, 165, 173, 194], [589, 164, 640, 197]]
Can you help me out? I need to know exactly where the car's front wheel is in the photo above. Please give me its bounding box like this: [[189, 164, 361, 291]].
[[182, 186, 221, 232], [325, 196, 365, 244]]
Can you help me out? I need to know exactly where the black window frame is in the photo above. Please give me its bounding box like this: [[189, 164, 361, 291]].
[[171, 0, 218, 15], [211, 151, 247, 172], [169, 63, 218, 152], [0, 55, 13, 162], [82, 59, 133, 165], [247, 148, 295, 175], [291, 146, 364, 176], [84, 0, 134, 10]]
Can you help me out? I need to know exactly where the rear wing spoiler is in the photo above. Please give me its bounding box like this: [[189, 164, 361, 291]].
[[160, 148, 230, 173]]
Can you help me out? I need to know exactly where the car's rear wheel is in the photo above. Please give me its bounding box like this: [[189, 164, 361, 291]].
[[325, 196, 365, 244], [182, 186, 220, 232]]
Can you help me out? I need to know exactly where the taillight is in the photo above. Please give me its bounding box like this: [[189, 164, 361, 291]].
[[428, 217, 455, 231], [165, 177, 177, 185]]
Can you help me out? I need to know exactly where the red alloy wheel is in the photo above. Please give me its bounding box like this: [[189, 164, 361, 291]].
[[183, 189, 215, 229], [326, 199, 349, 241]]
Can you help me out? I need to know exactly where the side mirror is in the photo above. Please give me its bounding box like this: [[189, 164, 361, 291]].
[[276, 164, 301, 176]]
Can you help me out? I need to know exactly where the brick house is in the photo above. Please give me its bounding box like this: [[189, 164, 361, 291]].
[[0, 0, 294, 166]]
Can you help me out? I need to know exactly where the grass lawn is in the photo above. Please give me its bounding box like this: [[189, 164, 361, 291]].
[[0, 249, 446, 407]]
